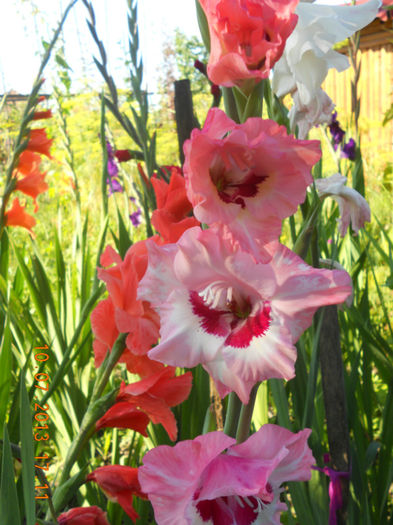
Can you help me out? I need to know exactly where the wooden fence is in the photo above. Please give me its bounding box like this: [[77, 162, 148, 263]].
[[323, 18, 393, 166]]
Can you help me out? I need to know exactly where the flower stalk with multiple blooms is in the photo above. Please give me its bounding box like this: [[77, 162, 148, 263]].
[[44, 0, 380, 523]]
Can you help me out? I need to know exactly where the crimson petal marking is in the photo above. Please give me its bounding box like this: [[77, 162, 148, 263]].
[[196, 496, 260, 525], [189, 291, 228, 337], [225, 304, 271, 348]]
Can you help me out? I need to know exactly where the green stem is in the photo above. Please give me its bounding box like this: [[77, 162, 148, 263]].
[[223, 392, 242, 438], [55, 333, 126, 488], [222, 87, 240, 123], [236, 383, 260, 443]]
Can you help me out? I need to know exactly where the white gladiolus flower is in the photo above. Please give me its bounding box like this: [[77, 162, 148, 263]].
[[272, 0, 381, 105], [289, 88, 335, 139], [315, 173, 371, 237]]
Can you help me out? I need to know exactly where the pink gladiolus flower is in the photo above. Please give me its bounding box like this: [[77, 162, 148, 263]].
[[314, 173, 371, 236], [138, 227, 352, 403], [183, 108, 321, 257], [87, 465, 147, 522], [139, 424, 314, 525], [198, 0, 299, 87]]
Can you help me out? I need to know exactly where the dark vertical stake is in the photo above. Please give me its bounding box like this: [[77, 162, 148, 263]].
[[319, 305, 350, 525], [174, 79, 199, 165]]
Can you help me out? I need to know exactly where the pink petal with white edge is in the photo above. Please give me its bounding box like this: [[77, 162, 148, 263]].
[[139, 432, 235, 525], [139, 228, 351, 403]]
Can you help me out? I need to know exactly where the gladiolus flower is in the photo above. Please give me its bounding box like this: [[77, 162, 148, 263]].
[[115, 149, 133, 162], [130, 209, 142, 227], [15, 170, 48, 201], [15, 151, 42, 176], [26, 128, 53, 158], [183, 108, 321, 256], [315, 173, 370, 236], [96, 367, 192, 441], [273, 0, 380, 105], [289, 88, 335, 139], [32, 110, 52, 120], [151, 167, 199, 243], [90, 297, 164, 377], [96, 243, 160, 355], [139, 424, 315, 525], [57, 506, 109, 525], [87, 466, 147, 522], [341, 138, 356, 161], [328, 112, 345, 150], [199, 0, 299, 87], [4, 198, 36, 233], [138, 226, 352, 403]]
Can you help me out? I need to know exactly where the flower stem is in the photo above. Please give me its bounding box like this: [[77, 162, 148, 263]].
[[236, 383, 260, 443], [53, 333, 126, 495], [223, 392, 242, 438]]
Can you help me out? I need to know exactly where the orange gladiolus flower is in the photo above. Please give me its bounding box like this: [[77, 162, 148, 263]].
[[4, 198, 36, 233], [151, 166, 199, 243], [16, 151, 42, 176], [16, 171, 48, 201], [96, 367, 192, 441], [87, 465, 147, 522], [26, 128, 53, 158]]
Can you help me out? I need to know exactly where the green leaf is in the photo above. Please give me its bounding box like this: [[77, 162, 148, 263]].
[[20, 377, 36, 525], [55, 53, 72, 71], [0, 317, 13, 431], [0, 425, 21, 524]]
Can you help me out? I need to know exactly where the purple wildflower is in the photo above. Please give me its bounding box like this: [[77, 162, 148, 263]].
[[107, 157, 119, 177], [129, 209, 142, 227], [341, 138, 356, 161], [106, 177, 123, 195], [328, 112, 345, 150]]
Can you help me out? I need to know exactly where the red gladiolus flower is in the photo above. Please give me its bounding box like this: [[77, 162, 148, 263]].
[[15, 170, 48, 201], [26, 128, 53, 158], [57, 506, 109, 525], [32, 110, 53, 120], [4, 198, 36, 233], [15, 151, 41, 176], [114, 149, 133, 162], [96, 367, 192, 440], [87, 465, 147, 522], [151, 166, 199, 243]]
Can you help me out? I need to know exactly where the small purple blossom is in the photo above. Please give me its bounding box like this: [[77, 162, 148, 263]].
[[328, 112, 345, 150], [106, 177, 123, 195], [313, 456, 350, 525], [341, 138, 356, 161], [107, 157, 119, 177], [106, 140, 114, 157], [129, 209, 142, 227]]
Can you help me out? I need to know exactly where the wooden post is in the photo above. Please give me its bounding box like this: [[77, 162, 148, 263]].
[[319, 305, 350, 525], [174, 79, 199, 165]]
